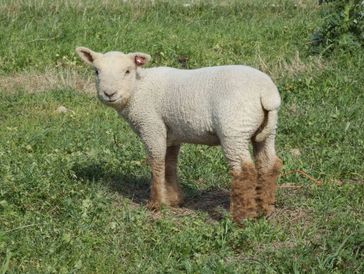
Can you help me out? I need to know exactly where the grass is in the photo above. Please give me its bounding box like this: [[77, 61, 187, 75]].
[[0, 0, 363, 272]]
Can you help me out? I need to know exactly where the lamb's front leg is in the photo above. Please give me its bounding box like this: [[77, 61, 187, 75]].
[[143, 132, 169, 210], [148, 155, 168, 210], [148, 145, 183, 209], [165, 145, 183, 206]]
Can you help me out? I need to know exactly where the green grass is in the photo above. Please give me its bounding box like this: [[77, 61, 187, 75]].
[[0, 0, 363, 272]]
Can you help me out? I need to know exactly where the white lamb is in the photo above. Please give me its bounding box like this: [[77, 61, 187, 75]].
[[76, 47, 282, 223]]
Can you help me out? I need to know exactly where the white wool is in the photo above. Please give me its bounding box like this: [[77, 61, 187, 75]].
[[76, 47, 281, 170]]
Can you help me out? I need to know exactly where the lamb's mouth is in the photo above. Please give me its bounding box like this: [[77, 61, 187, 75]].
[[100, 95, 129, 109], [106, 97, 122, 103]]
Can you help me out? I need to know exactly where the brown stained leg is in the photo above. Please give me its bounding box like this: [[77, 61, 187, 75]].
[[148, 159, 168, 210], [253, 132, 282, 217], [230, 162, 258, 223], [165, 145, 183, 206], [141, 129, 169, 211], [256, 157, 282, 216]]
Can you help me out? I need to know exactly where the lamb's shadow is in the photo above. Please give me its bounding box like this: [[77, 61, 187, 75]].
[[72, 162, 230, 220]]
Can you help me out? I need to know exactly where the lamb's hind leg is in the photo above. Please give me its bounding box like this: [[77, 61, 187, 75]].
[[221, 138, 258, 223], [253, 133, 282, 217], [165, 145, 183, 206]]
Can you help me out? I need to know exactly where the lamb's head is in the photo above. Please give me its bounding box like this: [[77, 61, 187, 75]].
[[76, 47, 151, 108]]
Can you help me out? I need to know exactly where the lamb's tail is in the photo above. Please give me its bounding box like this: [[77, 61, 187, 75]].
[[254, 88, 281, 143], [254, 109, 278, 142]]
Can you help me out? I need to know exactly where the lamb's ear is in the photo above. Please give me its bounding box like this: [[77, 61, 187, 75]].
[[128, 52, 151, 67], [75, 47, 102, 65]]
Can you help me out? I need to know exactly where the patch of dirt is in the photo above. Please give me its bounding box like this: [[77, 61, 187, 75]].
[[269, 207, 311, 226]]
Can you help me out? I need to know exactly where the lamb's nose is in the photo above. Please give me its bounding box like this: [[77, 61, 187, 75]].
[[104, 91, 116, 98]]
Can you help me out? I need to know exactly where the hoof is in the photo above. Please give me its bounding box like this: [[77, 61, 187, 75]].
[[167, 193, 184, 207], [146, 200, 161, 211], [263, 204, 275, 217]]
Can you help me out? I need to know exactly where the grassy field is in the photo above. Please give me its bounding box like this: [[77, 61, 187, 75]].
[[1, 0, 363, 272]]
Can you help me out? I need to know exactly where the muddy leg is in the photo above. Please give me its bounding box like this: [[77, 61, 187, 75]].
[[230, 161, 258, 222], [253, 134, 282, 217], [221, 138, 258, 223]]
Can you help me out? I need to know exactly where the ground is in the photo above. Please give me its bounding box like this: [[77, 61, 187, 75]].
[[0, 0, 363, 273]]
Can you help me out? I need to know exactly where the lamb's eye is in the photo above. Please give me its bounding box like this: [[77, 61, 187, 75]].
[[125, 70, 130, 74], [95, 69, 99, 76]]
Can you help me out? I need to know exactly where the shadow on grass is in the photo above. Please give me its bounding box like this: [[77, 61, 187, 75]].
[[72, 162, 230, 220]]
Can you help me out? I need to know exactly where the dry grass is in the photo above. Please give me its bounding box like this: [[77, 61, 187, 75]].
[[0, 68, 94, 94], [256, 51, 326, 81], [0, 51, 325, 94]]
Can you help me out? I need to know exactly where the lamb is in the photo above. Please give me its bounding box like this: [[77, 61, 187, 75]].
[[76, 46, 283, 223]]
